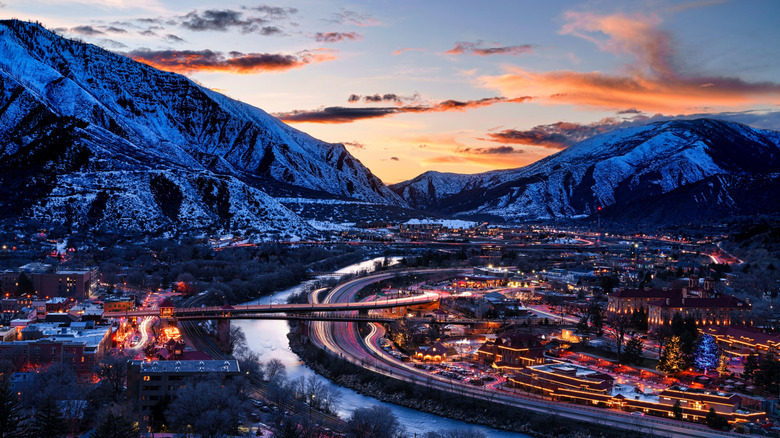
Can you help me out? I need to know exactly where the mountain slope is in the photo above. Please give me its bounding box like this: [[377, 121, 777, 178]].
[[0, 20, 405, 233], [391, 119, 780, 221]]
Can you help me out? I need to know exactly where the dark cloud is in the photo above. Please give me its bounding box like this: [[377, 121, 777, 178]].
[[126, 48, 336, 74], [181, 9, 264, 32], [327, 9, 380, 27], [276, 96, 531, 124], [347, 93, 419, 104], [445, 40, 533, 56], [390, 157, 400, 161], [140, 29, 157, 37], [259, 26, 282, 35], [314, 32, 362, 43], [104, 26, 128, 34], [343, 141, 365, 149], [248, 5, 298, 19], [617, 108, 643, 114], [457, 146, 520, 155], [165, 34, 186, 43], [70, 25, 104, 36], [98, 38, 128, 49], [485, 122, 608, 149]]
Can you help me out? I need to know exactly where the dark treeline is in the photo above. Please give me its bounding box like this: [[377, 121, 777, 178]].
[[89, 238, 370, 305]]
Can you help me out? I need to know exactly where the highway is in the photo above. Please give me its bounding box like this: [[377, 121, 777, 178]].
[[309, 270, 741, 438]]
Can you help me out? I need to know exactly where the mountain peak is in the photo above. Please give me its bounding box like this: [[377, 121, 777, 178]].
[[0, 20, 405, 233], [393, 118, 780, 221]]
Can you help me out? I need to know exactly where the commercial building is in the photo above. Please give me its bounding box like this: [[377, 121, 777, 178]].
[[0, 263, 97, 300], [0, 324, 112, 378], [477, 333, 546, 371], [127, 359, 241, 419]]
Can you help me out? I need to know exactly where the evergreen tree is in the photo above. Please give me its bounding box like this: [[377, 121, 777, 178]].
[[670, 313, 685, 337], [30, 397, 67, 438], [588, 303, 604, 336], [672, 400, 683, 420], [694, 334, 720, 373], [0, 381, 28, 438], [623, 337, 644, 366], [705, 407, 729, 430], [93, 411, 139, 438], [744, 354, 759, 382], [658, 336, 686, 374]]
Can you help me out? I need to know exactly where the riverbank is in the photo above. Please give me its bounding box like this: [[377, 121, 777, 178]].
[[288, 326, 628, 438]]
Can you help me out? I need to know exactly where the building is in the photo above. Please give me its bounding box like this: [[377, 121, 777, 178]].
[[103, 298, 134, 313], [452, 274, 506, 290], [414, 342, 448, 361], [508, 364, 767, 424], [127, 359, 241, 419], [0, 263, 96, 300], [477, 333, 546, 371], [702, 326, 780, 358], [508, 363, 614, 396], [0, 324, 112, 377], [647, 295, 751, 331], [607, 276, 717, 316]]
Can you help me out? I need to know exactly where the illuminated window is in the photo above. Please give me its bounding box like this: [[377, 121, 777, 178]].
[[143, 376, 150, 381]]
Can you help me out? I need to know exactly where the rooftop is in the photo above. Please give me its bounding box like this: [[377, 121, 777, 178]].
[[134, 359, 240, 374]]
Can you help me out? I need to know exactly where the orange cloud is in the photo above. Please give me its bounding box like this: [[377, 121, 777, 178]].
[[127, 48, 336, 74], [480, 12, 780, 114]]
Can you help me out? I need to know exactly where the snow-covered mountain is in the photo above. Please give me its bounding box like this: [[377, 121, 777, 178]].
[[0, 20, 405, 234], [391, 119, 780, 221]]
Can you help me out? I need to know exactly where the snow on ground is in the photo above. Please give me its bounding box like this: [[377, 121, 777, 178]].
[[404, 218, 477, 228]]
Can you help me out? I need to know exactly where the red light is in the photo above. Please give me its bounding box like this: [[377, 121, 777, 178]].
[[597, 206, 602, 211]]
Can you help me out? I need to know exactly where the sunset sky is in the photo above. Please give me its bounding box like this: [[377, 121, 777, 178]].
[[3, 0, 780, 183]]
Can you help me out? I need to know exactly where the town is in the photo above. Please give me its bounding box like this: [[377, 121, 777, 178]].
[[0, 219, 778, 438]]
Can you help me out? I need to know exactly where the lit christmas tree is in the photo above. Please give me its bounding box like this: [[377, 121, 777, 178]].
[[717, 353, 730, 376], [694, 334, 720, 374], [658, 335, 686, 374]]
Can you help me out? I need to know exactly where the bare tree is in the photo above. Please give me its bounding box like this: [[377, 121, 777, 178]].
[[347, 405, 403, 438], [95, 350, 131, 402], [608, 313, 631, 363], [265, 358, 287, 384], [165, 377, 248, 438]]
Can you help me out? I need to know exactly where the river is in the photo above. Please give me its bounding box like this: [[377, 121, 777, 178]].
[[237, 258, 530, 437]]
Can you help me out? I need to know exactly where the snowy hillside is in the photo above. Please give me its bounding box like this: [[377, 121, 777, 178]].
[[0, 20, 407, 233], [391, 119, 780, 221]]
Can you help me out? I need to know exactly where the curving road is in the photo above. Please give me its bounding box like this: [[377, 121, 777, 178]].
[[309, 270, 740, 438]]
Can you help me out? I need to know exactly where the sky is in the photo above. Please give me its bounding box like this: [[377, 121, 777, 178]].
[[2, 0, 780, 184]]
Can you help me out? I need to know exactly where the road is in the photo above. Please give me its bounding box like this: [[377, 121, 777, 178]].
[[309, 270, 741, 438]]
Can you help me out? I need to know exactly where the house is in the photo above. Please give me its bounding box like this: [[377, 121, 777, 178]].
[[414, 342, 448, 361]]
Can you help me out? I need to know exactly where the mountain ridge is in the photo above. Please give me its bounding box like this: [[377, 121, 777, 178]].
[[391, 118, 780, 222], [0, 20, 406, 234]]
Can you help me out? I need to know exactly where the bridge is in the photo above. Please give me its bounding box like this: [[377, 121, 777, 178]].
[[102, 292, 440, 320]]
